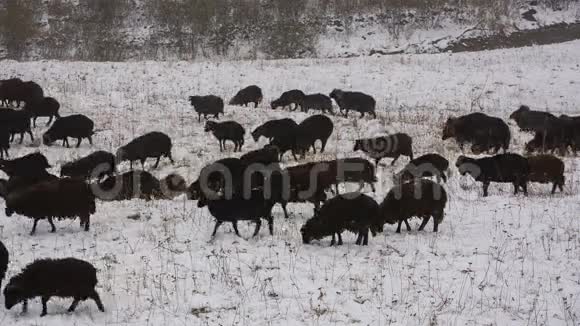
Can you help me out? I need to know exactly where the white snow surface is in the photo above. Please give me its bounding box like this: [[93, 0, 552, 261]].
[[0, 41, 579, 325]]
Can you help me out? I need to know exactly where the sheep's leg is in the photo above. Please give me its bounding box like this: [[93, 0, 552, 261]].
[[337, 233, 343, 245], [559, 182, 564, 193], [355, 233, 362, 245], [252, 219, 262, 237], [370, 182, 376, 192], [211, 221, 223, 237], [48, 217, 56, 233], [32, 117, 37, 128], [21, 300, 28, 314], [482, 182, 490, 197], [396, 221, 403, 233], [390, 155, 400, 166], [68, 297, 80, 312], [219, 140, 223, 152], [198, 113, 201, 122], [521, 182, 528, 196], [19, 133, 24, 144], [321, 139, 328, 153], [88, 136, 93, 145], [46, 116, 52, 126], [371, 111, 377, 119], [374, 158, 381, 167], [232, 221, 242, 237], [281, 202, 289, 219], [433, 220, 439, 232], [404, 219, 411, 231], [330, 234, 336, 246], [267, 216, 273, 235], [363, 229, 369, 245], [76, 138, 82, 148], [166, 152, 174, 164], [83, 216, 90, 231], [418, 216, 430, 231], [154, 156, 161, 168], [40, 296, 50, 317], [90, 290, 105, 312], [30, 219, 40, 235]]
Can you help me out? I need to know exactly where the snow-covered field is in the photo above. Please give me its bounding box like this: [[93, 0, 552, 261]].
[[0, 40, 579, 325]]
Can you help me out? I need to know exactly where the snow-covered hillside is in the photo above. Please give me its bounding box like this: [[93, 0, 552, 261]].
[[0, 40, 579, 325]]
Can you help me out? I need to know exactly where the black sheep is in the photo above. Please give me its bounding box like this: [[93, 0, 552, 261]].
[[394, 153, 449, 183], [116, 131, 174, 169], [271, 90, 305, 111], [293, 114, 334, 159], [3, 258, 105, 317], [229, 85, 263, 108], [95, 170, 164, 201], [301, 93, 334, 114], [5, 178, 96, 235], [527, 155, 565, 194], [301, 193, 380, 246], [197, 189, 275, 238], [354, 133, 413, 166], [329, 89, 376, 118], [0, 240, 8, 289], [188, 95, 224, 122], [443, 113, 510, 153], [60, 151, 116, 180], [0, 109, 34, 144], [509, 105, 558, 133], [377, 179, 447, 233], [24, 96, 60, 127], [251, 118, 298, 143], [456, 153, 530, 197], [205, 120, 245, 152], [0, 128, 9, 159], [42, 114, 94, 148], [240, 146, 280, 165], [0, 152, 51, 177], [332, 157, 377, 192]]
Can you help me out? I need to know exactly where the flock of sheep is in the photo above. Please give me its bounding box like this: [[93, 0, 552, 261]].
[[0, 80, 575, 318]]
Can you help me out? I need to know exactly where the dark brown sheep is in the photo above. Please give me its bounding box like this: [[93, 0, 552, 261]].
[[0, 240, 7, 290], [188, 95, 224, 122], [456, 153, 530, 197], [116, 131, 174, 169], [354, 133, 413, 166], [205, 120, 245, 152], [527, 155, 565, 194], [293, 114, 334, 159], [394, 153, 449, 183], [4, 258, 105, 317], [332, 157, 377, 192], [443, 113, 510, 153], [377, 179, 447, 233], [229, 85, 263, 108], [301, 193, 380, 246], [95, 170, 164, 201], [271, 90, 305, 111], [5, 178, 96, 235]]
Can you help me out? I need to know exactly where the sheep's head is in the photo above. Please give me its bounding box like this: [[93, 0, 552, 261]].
[[204, 121, 217, 132], [188, 96, 200, 106], [455, 156, 478, 177], [161, 173, 187, 198], [3, 283, 24, 310], [509, 105, 530, 121], [442, 118, 457, 140], [270, 100, 278, 110], [300, 217, 325, 244], [251, 127, 262, 142], [329, 89, 343, 101]]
